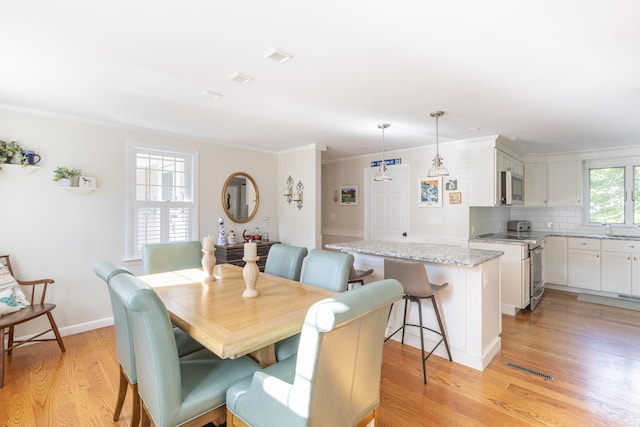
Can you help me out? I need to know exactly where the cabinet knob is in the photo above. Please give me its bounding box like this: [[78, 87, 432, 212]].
[[634, 257, 637, 261], [628, 256, 631, 260]]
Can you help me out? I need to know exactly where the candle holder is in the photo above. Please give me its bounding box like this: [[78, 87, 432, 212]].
[[202, 248, 217, 282], [242, 256, 260, 298]]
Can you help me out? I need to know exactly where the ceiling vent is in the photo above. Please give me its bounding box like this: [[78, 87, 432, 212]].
[[229, 72, 253, 85], [265, 48, 293, 63], [201, 90, 223, 100]]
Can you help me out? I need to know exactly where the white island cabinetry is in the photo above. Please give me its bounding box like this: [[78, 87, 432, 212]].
[[326, 240, 503, 371]]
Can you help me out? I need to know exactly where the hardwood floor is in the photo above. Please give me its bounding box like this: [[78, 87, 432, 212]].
[[1, 289, 639, 426]]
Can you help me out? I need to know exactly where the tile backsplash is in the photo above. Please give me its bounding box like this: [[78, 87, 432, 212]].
[[470, 206, 640, 237]]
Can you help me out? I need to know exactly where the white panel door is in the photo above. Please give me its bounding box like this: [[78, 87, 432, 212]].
[[365, 164, 410, 241]]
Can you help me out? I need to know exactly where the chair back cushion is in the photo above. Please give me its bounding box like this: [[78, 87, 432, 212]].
[[109, 274, 183, 421], [94, 261, 136, 380], [226, 279, 402, 427], [300, 249, 353, 292], [264, 244, 308, 281], [295, 279, 403, 425], [94, 260, 132, 284], [384, 258, 434, 297], [142, 240, 202, 275]]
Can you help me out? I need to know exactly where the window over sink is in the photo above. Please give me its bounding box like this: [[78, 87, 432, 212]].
[[585, 159, 640, 226]]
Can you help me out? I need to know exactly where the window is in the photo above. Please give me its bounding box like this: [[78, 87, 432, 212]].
[[586, 160, 640, 226], [126, 143, 198, 258]]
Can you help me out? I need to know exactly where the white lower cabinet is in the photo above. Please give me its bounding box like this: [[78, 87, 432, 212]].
[[568, 238, 601, 290], [469, 241, 529, 315], [543, 236, 567, 285], [600, 240, 640, 296]]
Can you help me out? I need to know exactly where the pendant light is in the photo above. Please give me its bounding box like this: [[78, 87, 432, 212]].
[[427, 111, 449, 177], [374, 123, 392, 181]]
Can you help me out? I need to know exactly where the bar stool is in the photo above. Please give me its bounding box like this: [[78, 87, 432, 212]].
[[383, 258, 452, 384], [347, 265, 374, 289]]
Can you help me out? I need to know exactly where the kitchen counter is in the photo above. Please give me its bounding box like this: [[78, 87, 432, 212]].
[[325, 240, 503, 267], [469, 231, 640, 246], [326, 239, 503, 371]]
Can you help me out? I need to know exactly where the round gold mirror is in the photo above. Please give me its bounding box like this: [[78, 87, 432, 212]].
[[222, 172, 259, 223]]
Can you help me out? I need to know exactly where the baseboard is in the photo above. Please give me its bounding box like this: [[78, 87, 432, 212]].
[[12, 317, 114, 343]]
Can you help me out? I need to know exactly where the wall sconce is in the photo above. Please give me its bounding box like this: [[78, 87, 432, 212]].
[[284, 175, 294, 204], [293, 180, 304, 210]]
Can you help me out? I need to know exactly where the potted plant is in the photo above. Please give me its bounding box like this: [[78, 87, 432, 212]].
[[0, 140, 27, 170], [53, 166, 82, 187]]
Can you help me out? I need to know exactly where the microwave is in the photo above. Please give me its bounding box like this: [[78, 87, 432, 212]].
[[500, 170, 523, 205]]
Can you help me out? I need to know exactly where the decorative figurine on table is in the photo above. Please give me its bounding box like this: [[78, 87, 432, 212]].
[[262, 216, 269, 242], [217, 218, 226, 246], [227, 230, 237, 245]]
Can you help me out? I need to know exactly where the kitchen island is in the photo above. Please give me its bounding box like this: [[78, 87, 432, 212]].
[[326, 240, 503, 371]]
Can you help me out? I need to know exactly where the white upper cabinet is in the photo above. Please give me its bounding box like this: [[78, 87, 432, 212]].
[[547, 161, 583, 206], [524, 160, 583, 207], [524, 162, 547, 206]]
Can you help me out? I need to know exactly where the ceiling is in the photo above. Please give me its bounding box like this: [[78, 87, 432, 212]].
[[1, 0, 639, 161]]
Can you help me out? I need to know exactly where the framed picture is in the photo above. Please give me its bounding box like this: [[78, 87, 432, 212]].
[[449, 191, 462, 204], [418, 177, 442, 207], [445, 178, 458, 191], [79, 176, 96, 188], [339, 185, 359, 205]]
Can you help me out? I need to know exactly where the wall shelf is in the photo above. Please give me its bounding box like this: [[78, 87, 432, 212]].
[[58, 187, 96, 195], [1, 164, 40, 175]]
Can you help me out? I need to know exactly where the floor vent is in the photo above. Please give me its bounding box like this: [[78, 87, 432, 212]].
[[504, 362, 555, 380]]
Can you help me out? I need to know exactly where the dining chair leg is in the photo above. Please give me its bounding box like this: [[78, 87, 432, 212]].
[[7, 326, 14, 356], [0, 327, 5, 388], [416, 298, 428, 384], [113, 366, 128, 421], [46, 312, 66, 353], [141, 405, 151, 427], [131, 383, 141, 427]]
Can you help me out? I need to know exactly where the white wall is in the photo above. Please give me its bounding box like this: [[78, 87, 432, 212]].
[[0, 106, 284, 339], [277, 144, 323, 250], [322, 139, 473, 246]]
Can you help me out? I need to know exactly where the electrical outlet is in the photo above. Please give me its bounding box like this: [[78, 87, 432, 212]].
[[547, 222, 553, 228]]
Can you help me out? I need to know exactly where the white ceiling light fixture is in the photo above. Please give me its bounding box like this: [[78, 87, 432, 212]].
[[200, 90, 223, 100], [374, 123, 392, 182], [229, 72, 253, 84], [427, 111, 450, 177], [265, 48, 293, 63]]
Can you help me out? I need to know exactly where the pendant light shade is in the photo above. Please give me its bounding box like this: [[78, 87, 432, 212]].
[[374, 123, 392, 181], [427, 111, 449, 177]]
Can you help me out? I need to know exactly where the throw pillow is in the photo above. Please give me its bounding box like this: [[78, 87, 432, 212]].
[[0, 265, 29, 307], [0, 288, 22, 316]]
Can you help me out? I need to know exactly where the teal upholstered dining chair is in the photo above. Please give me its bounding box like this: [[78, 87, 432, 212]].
[[141, 240, 202, 275], [300, 249, 353, 292], [226, 279, 403, 427], [263, 244, 308, 281], [274, 249, 354, 362], [111, 273, 261, 427], [95, 261, 204, 427]]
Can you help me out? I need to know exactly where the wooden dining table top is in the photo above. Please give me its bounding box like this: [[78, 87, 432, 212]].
[[138, 263, 335, 366]]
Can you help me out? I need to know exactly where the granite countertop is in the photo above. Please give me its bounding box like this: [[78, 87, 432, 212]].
[[543, 232, 640, 241], [470, 231, 640, 245], [325, 240, 503, 267]]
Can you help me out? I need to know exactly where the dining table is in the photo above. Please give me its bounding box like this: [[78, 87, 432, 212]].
[[138, 263, 336, 367]]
